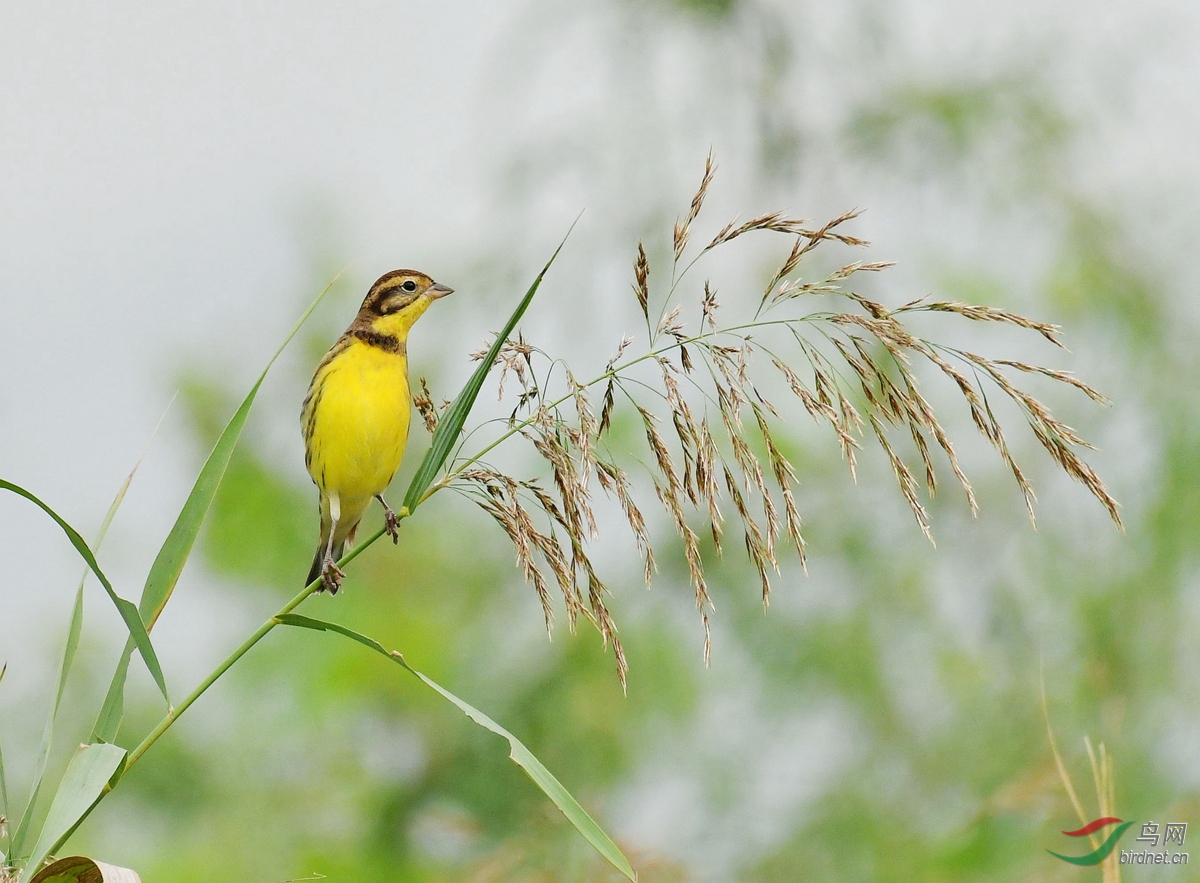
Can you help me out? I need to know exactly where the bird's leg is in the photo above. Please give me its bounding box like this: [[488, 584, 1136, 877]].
[[322, 497, 345, 594], [376, 494, 401, 544]]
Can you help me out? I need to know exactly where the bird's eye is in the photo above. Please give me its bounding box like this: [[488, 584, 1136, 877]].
[[402, 280, 417, 292]]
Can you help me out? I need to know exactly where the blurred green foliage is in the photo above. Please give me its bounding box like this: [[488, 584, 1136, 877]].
[[668, 0, 738, 20]]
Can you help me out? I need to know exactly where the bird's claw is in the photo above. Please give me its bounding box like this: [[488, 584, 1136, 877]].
[[321, 558, 345, 595], [384, 507, 401, 544], [377, 494, 401, 544]]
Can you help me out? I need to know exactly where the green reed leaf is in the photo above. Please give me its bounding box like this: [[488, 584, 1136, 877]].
[[276, 612, 636, 882], [15, 743, 127, 883], [0, 481, 169, 712], [7, 586, 82, 861], [91, 272, 343, 744], [89, 646, 134, 748], [12, 446, 150, 861], [402, 225, 576, 513]]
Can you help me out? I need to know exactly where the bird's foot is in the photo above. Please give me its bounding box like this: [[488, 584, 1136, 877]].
[[377, 494, 401, 544], [321, 558, 346, 595], [384, 507, 401, 544]]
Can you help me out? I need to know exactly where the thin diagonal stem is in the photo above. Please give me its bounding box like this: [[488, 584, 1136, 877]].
[[42, 516, 404, 864], [125, 515, 395, 769]]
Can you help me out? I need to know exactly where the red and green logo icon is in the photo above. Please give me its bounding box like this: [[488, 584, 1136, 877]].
[[1048, 817, 1136, 865]]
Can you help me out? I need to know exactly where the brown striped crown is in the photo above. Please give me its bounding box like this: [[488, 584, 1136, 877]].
[[360, 269, 437, 317], [341, 269, 454, 353]]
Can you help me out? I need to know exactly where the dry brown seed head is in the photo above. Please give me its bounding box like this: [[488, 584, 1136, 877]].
[[721, 463, 772, 606], [529, 525, 582, 631], [640, 406, 682, 500], [675, 151, 715, 261], [992, 360, 1109, 403], [915, 301, 1064, 347], [657, 304, 684, 339], [633, 242, 650, 323], [831, 337, 884, 412], [758, 418, 806, 571], [598, 377, 616, 437], [702, 281, 720, 331], [568, 371, 598, 484], [477, 486, 554, 634], [909, 422, 937, 495], [607, 335, 634, 371], [413, 376, 439, 434], [696, 419, 724, 555], [869, 414, 932, 543], [761, 235, 809, 309], [597, 460, 655, 585], [449, 166, 1120, 686]]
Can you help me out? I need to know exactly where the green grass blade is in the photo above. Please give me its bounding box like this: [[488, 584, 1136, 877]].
[[140, 272, 343, 631], [276, 612, 636, 882], [89, 646, 134, 746], [7, 587, 82, 861], [90, 272, 343, 744], [402, 226, 576, 513], [14, 743, 127, 883], [410, 672, 636, 880], [0, 481, 169, 710], [11, 445, 151, 861]]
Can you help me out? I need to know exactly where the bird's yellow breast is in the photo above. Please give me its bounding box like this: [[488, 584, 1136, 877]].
[[304, 339, 411, 502]]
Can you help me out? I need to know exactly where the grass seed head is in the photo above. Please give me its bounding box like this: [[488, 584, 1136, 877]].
[[448, 156, 1118, 679], [413, 376, 439, 434], [633, 242, 650, 324]]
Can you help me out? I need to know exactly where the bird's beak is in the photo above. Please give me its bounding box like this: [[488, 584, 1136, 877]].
[[425, 283, 454, 299]]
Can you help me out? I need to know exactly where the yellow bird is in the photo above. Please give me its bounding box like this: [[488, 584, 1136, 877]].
[[301, 270, 453, 592]]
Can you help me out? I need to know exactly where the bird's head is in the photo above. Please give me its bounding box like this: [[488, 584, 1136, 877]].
[[358, 269, 453, 338]]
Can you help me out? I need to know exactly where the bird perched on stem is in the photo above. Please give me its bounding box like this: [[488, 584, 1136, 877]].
[[301, 270, 453, 592]]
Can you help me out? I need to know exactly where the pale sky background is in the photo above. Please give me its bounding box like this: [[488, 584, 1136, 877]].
[[2, 1, 1199, 875]]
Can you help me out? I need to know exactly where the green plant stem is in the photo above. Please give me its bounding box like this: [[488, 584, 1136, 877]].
[[125, 519, 394, 770], [40, 519, 402, 865], [124, 588, 312, 769]]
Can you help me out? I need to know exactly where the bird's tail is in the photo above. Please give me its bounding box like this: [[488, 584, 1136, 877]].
[[304, 516, 360, 591], [305, 536, 347, 591], [305, 493, 368, 591]]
